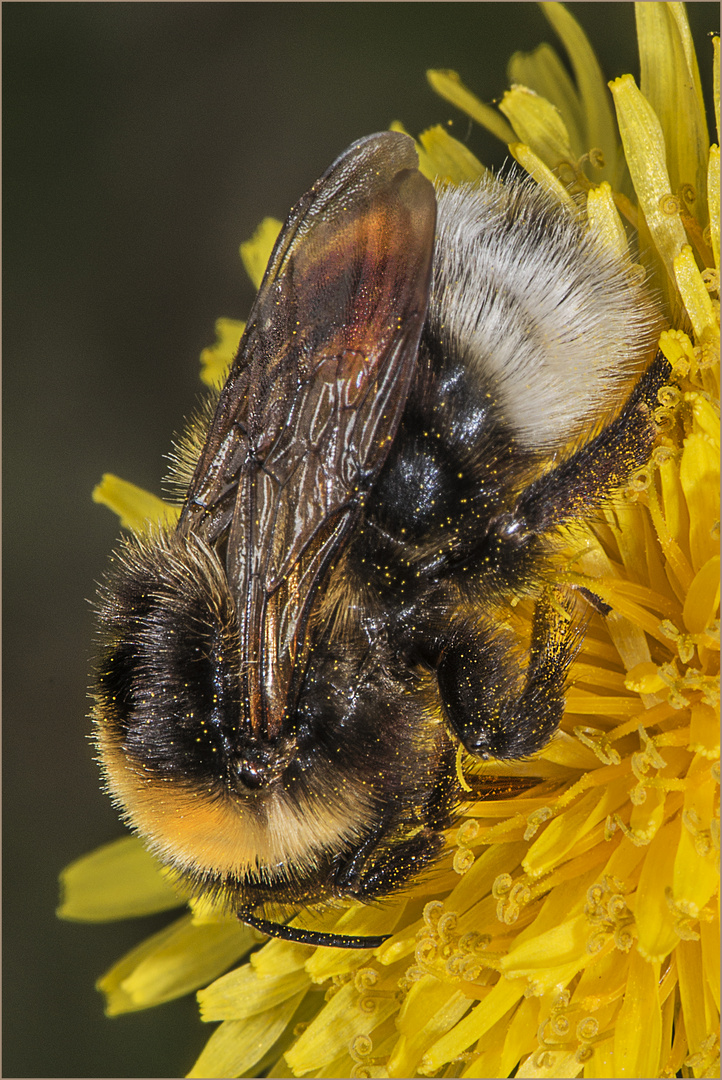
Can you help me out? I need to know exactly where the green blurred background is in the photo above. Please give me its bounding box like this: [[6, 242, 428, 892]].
[[4, 4, 718, 1077]]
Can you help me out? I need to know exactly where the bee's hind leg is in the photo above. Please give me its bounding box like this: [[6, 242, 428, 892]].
[[517, 352, 671, 531]]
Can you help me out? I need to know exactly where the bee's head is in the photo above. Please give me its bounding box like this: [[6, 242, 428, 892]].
[[94, 530, 248, 782], [91, 529, 379, 908], [92, 531, 296, 886]]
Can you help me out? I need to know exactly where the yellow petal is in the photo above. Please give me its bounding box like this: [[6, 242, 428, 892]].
[[676, 937, 714, 1063], [386, 975, 471, 1078], [538, 729, 599, 770], [187, 993, 305, 1079], [499, 85, 575, 171], [303, 902, 404, 982], [679, 400, 720, 572], [634, 816, 681, 962], [609, 74, 688, 284], [239, 216, 282, 290], [629, 784, 666, 844], [388, 120, 438, 182], [199, 317, 244, 388], [498, 996, 540, 1077], [499, 911, 590, 988], [92, 474, 179, 532], [714, 35, 721, 144], [507, 42, 584, 155], [57, 837, 183, 921], [426, 69, 516, 144], [586, 181, 631, 262], [673, 756, 719, 917], [673, 244, 719, 340], [640, 509, 673, 607], [507, 143, 577, 212], [689, 391, 721, 442], [683, 555, 720, 634], [197, 960, 310, 1021], [666, 3, 709, 121], [700, 918, 720, 1011], [658, 326, 697, 375], [517, 1048, 585, 1078], [584, 1038, 616, 1079], [285, 980, 398, 1075], [418, 124, 486, 183], [540, 2, 620, 187], [250, 936, 313, 978], [576, 543, 654, 672], [612, 950, 662, 1077], [688, 702, 720, 758], [420, 979, 525, 1074], [625, 661, 667, 695], [635, 2, 709, 223], [564, 688, 639, 717], [523, 776, 630, 878], [445, 841, 530, 920], [646, 471, 695, 596], [609, 500, 652, 591], [189, 892, 238, 925], [98, 914, 255, 1014], [460, 1008, 507, 1078], [656, 441, 691, 552], [496, 864, 606, 992], [709, 144, 720, 272], [572, 942, 630, 1012]]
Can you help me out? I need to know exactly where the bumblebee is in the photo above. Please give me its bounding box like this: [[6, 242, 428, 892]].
[[94, 132, 668, 948]]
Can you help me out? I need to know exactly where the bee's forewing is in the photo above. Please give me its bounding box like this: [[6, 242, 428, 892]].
[[179, 132, 436, 738]]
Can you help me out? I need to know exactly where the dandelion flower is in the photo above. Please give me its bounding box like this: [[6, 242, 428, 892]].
[[60, 4, 719, 1077]]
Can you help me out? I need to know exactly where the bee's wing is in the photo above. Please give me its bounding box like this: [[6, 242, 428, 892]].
[[179, 132, 436, 739]]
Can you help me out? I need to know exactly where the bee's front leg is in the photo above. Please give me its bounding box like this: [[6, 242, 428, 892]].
[[436, 590, 579, 762], [332, 820, 445, 901]]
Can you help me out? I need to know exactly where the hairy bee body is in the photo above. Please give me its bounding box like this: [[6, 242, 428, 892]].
[[94, 133, 668, 946]]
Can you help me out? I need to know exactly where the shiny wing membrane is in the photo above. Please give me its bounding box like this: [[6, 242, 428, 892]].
[[178, 132, 436, 739]]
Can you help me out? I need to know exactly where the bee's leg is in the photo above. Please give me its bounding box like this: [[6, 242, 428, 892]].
[[331, 827, 389, 892], [333, 822, 444, 900], [517, 352, 670, 530], [436, 590, 579, 760]]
